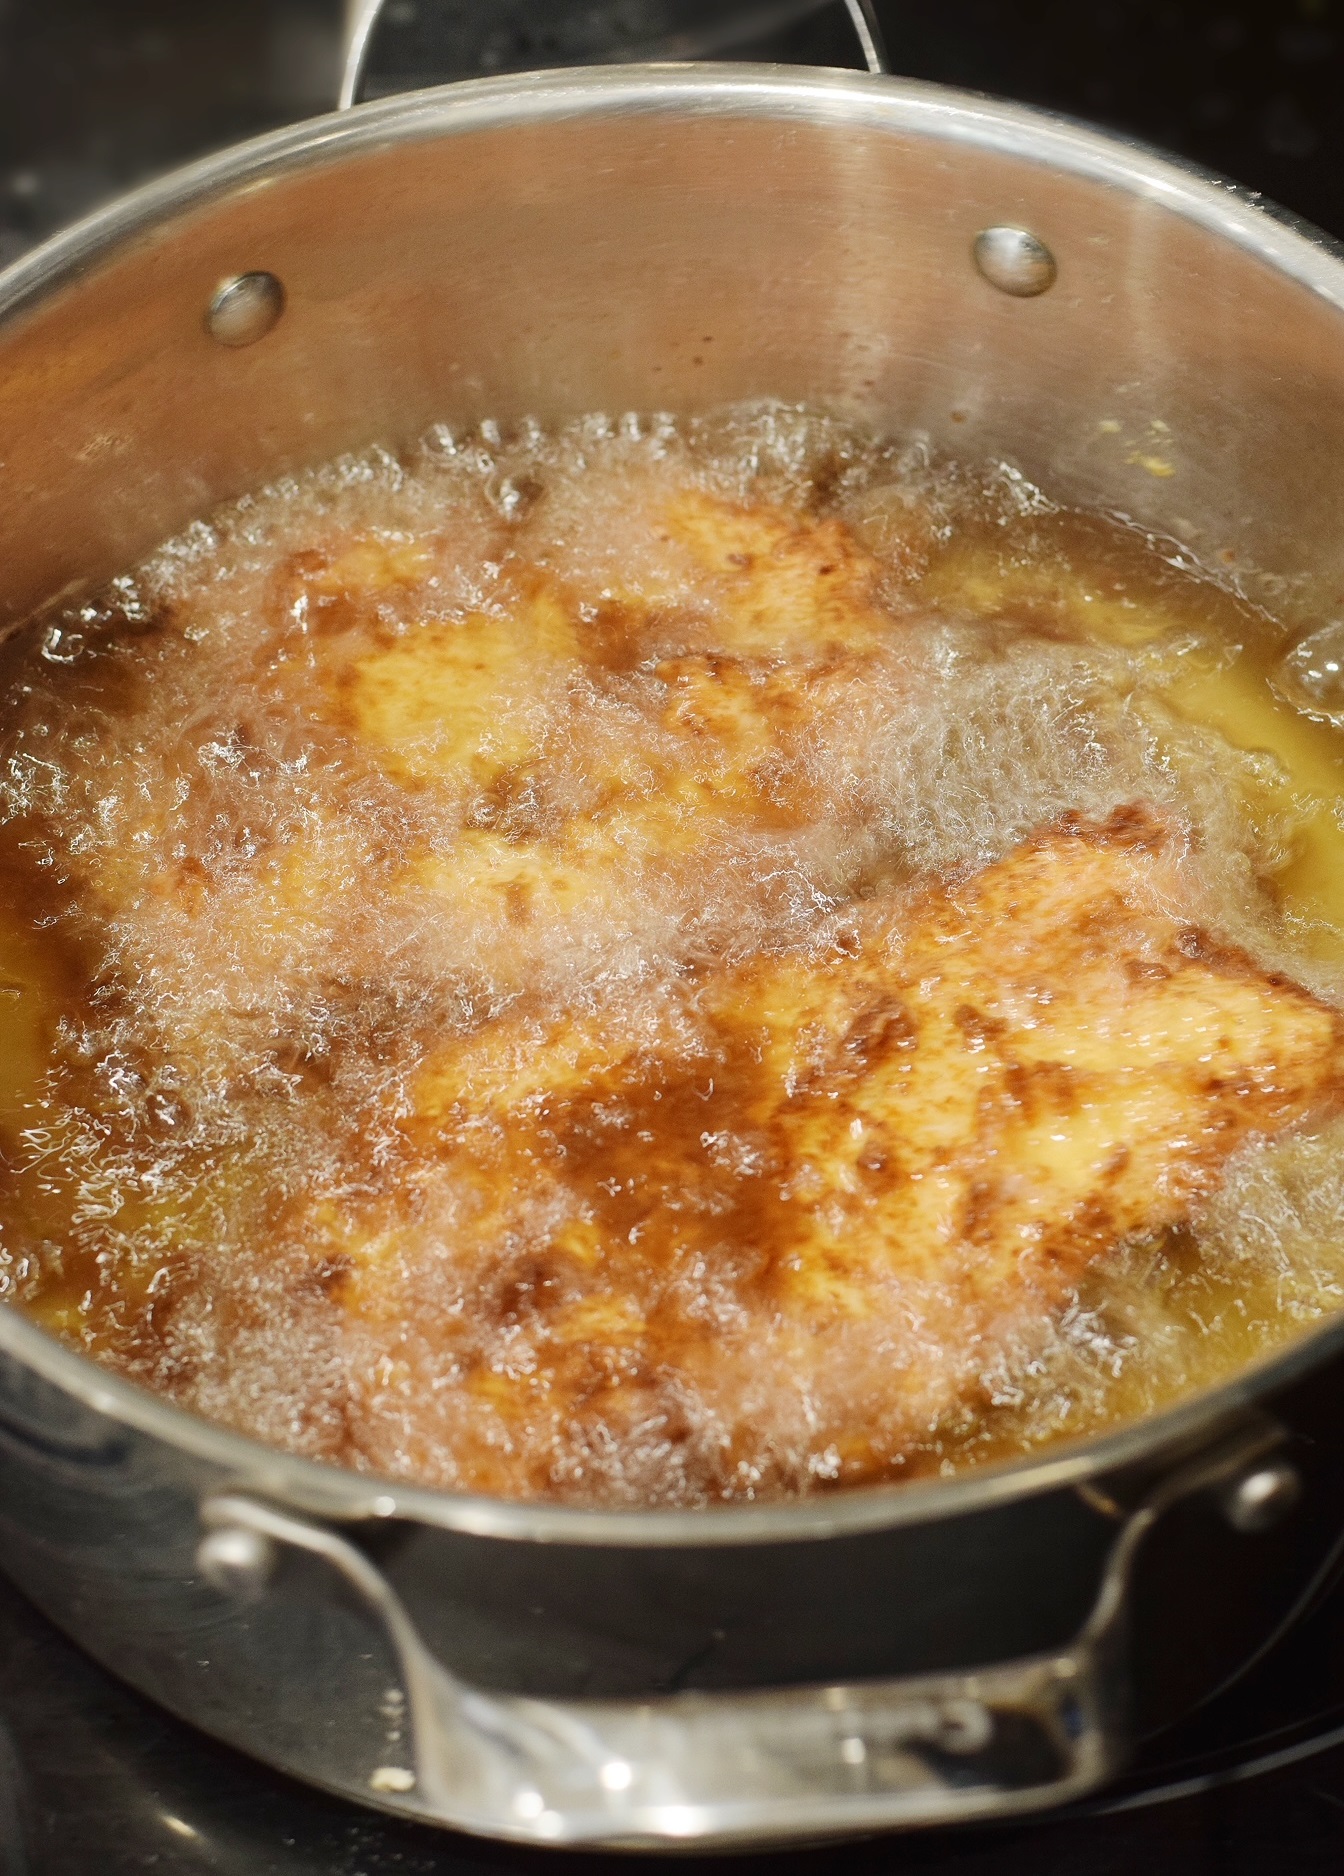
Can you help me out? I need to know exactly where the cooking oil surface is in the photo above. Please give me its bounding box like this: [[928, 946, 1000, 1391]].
[[2, 404, 1344, 1506]]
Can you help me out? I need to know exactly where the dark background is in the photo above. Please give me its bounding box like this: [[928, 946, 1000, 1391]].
[[0, 0, 1341, 266], [3, 1, 1344, 1870]]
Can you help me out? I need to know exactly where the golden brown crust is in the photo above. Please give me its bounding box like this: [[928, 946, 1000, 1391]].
[[308, 805, 1344, 1502], [15, 461, 1344, 1507]]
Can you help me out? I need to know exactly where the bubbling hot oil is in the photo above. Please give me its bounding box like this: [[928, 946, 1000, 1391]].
[[2, 403, 1344, 1502]]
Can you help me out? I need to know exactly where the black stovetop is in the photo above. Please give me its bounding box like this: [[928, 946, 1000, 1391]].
[[3, 1, 1344, 1869], [9, 1558, 1344, 1874]]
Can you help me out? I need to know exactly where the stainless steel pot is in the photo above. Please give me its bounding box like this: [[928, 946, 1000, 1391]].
[[3, 33, 1344, 1852]]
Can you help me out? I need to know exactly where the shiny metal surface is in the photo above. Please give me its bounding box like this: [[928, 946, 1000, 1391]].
[[205, 269, 286, 346], [1225, 1462, 1306, 1537], [842, 0, 887, 76], [3, 68, 1344, 641], [187, 1433, 1270, 1847], [195, 1523, 279, 1601], [339, 0, 882, 108], [3, 59, 1344, 1844], [17, 1565, 1344, 1873], [972, 224, 1059, 296]]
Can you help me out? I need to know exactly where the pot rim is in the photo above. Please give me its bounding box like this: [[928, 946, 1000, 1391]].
[[3, 62, 1344, 331], [4, 61, 1344, 1549]]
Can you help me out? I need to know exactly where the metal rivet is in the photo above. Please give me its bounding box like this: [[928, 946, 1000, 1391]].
[[1224, 1458, 1302, 1534], [973, 227, 1058, 298], [206, 272, 285, 347], [196, 1522, 278, 1599]]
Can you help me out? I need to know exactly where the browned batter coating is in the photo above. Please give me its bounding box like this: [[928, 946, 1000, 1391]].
[[299, 805, 1344, 1503], [9, 442, 1344, 1508], [78, 490, 899, 1014]]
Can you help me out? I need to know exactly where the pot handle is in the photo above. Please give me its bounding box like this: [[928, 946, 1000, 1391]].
[[339, 0, 890, 111], [196, 1429, 1277, 1847]]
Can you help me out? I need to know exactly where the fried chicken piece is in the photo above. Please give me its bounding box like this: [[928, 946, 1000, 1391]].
[[74, 492, 899, 1030], [288, 533, 440, 623], [324, 806, 1344, 1503], [332, 491, 891, 797], [337, 495, 902, 986], [529, 466, 895, 659], [656, 490, 891, 655], [401, 647, 885, 987], [331, 574, 581, 791]]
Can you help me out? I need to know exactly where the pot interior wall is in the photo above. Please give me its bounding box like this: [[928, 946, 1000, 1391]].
[[0, 75, 1343, 631]]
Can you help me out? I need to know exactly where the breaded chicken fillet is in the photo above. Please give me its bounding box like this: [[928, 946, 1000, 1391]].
[[300, 805, 1344, 1502]]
